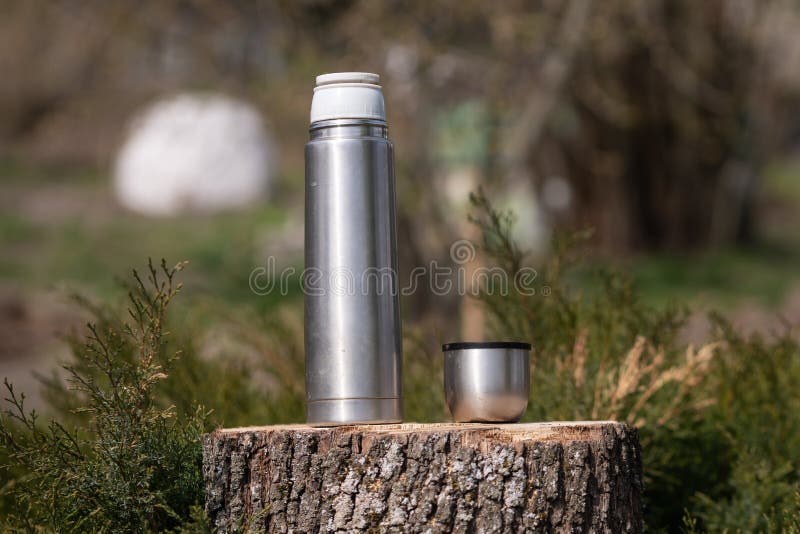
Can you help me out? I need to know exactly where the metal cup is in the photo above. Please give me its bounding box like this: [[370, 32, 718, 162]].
[[443, 342, 531, 423]]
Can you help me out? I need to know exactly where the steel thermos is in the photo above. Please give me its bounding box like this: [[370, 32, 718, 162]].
[[304, 72, 403, 426]]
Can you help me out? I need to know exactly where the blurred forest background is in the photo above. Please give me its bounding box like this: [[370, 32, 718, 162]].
[[3, 0, 800, 531]]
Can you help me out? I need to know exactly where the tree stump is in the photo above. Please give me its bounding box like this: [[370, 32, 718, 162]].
[[202, 421, 643, 533]]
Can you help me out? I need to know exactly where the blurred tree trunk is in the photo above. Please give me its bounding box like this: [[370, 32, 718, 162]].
[[553, 0, 766, 251]]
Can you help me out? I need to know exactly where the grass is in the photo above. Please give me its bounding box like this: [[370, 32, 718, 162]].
[[616, 241, 800, 309], [3, 155, 800, 314], [0, 161, 302, 312], [583, 158, 800, 310]]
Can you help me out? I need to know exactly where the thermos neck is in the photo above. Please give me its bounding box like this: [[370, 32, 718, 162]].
[[309, 118, 388, 140]]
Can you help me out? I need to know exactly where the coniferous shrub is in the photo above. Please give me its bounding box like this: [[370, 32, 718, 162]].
[[0, 260, 208, 532], [468, 189, 800, 532], [0, 258, 307, 532], [688, 315, 800, 532], [2, 197, 800, 531], [468, 189, 723, 528]]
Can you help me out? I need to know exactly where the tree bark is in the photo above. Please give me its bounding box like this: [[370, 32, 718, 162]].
[[202, 421, 643, 533]]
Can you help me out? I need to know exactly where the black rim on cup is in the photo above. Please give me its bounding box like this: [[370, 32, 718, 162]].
[[442, 341, 531, 352]]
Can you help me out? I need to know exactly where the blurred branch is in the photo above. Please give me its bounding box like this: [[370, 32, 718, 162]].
[[501, 0, 592, 174]]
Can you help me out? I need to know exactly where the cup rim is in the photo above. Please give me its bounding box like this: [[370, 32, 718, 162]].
[[442, 341, 531, 352]]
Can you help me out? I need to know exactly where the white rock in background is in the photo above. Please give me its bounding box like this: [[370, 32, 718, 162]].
[[114, 93, 274, 216]]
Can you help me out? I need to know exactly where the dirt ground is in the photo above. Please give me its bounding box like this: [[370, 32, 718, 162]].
[[0, 286, 86, 411]]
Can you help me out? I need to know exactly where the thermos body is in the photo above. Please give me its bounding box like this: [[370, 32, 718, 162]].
[[304, 107, 403, 424]]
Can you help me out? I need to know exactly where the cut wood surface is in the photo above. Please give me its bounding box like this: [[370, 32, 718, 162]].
[[203, 421, 643, 533]]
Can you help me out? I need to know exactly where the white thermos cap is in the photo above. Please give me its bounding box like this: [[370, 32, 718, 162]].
[[310, 72, 386, 124]]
